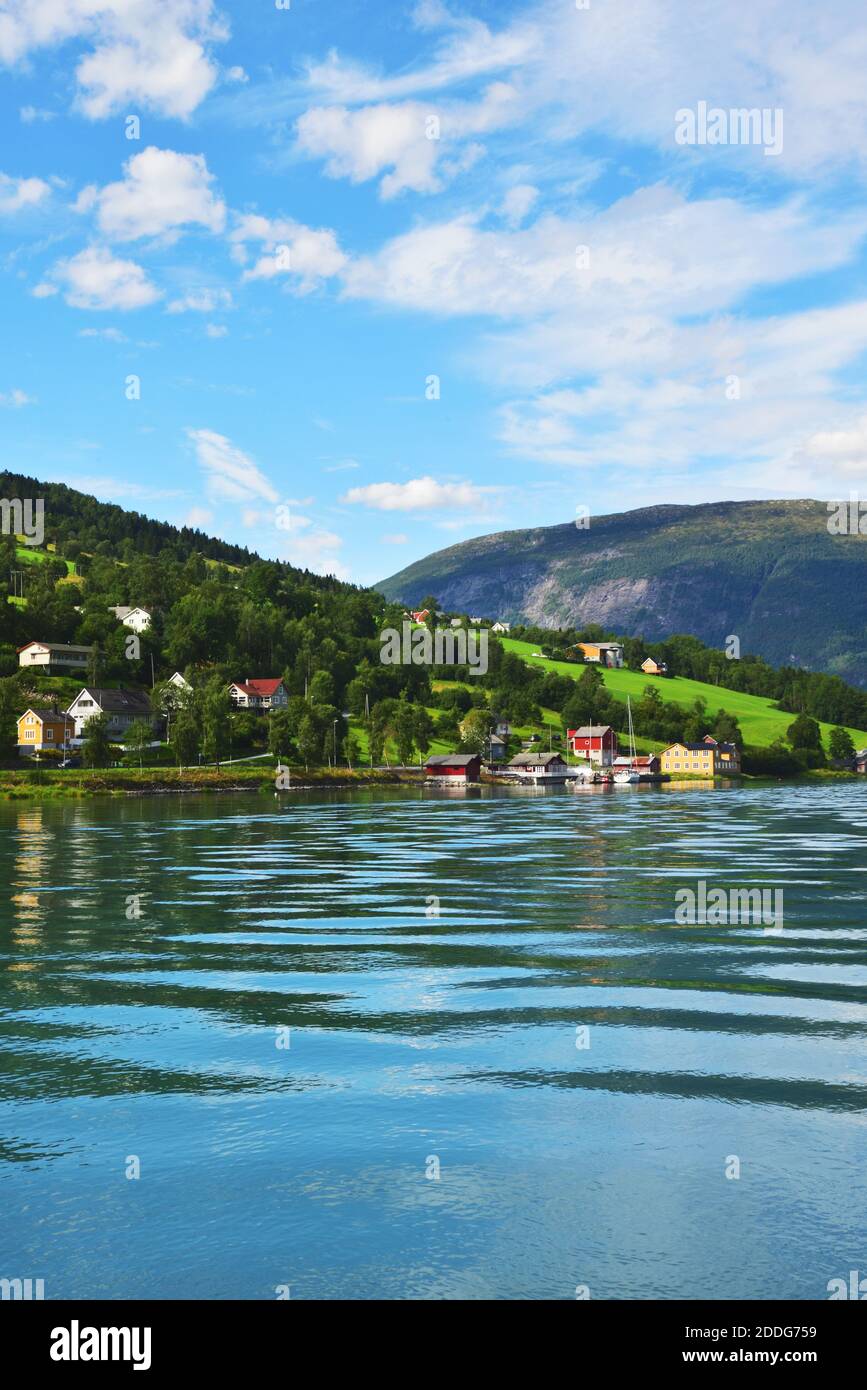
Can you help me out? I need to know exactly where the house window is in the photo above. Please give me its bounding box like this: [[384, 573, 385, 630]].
[[45, 729, 53, 740]]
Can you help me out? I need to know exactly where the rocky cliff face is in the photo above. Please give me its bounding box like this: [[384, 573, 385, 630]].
[[377, 500, 867, 685]]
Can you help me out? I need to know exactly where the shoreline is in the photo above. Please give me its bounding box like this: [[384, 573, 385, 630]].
[[0, 765, 864, 800]]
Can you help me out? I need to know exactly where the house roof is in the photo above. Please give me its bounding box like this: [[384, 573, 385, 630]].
[[569, 725, 614, 738], [19, 708, 75, 723], [577, 640, 622, 649], [17, 640, 94, 654], [109, 606, 133, 619], [489, 734, 506, 746], [509, 751, 566, 766], [425, 753, 479, 767], [70, 688, 151, 715], [231, 679, 284, 696]]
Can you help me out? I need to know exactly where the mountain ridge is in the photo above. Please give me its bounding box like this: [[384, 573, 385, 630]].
[[377, 498, 867, 685]]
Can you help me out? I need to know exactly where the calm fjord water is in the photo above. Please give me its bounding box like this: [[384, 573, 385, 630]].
[[1, 783, 865, 1301]]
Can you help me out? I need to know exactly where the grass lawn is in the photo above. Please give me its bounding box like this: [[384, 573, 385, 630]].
[[501, 637, 867, 751]]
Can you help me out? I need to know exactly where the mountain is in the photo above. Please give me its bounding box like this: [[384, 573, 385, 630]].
[[378, 499, 867, 685]]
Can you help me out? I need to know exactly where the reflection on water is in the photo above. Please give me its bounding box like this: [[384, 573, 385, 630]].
[[1, 784, 866, 1300]]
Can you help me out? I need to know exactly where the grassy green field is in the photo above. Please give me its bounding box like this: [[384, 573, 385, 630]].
[[15, 543, 77, 575], [502, 638, 867, 750]]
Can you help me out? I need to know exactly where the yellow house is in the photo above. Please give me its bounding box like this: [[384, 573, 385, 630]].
[[661, 740, 741, 775], [17, 708, 75, 756], [661, 742, 716, 775]]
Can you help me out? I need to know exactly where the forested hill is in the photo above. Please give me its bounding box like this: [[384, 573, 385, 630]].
[[378, 499, 867, 687]]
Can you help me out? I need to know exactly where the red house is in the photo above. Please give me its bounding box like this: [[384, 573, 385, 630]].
[[613, 754, 660, 774], [228, 679, 288, 712], [424, 753, 481, 783], [567, 725, 619, 765]]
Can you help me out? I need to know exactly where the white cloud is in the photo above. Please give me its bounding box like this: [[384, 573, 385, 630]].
[[343, 188, 866, 325], [19, 105, 54, 123], [184, 505, 214, 529], [94, 147, 225, 242], [381, 532, 409, 545], [301, 5, 537, 105], [231, 213, 347, 291], [343, 476, 494, 511], [0, 172, 50, 213], [0, 1, 228, 120], [205, 323, 228, 338], [51, 245, 161, 310], [801, 416, 867, 473], [167, 287, 232, 313], [78, 326, 127, 341], [281, 523, 348, 579], [296, 82, 515, 198], [0, 388, 36, 407], [31, 282, 57, 298], [187, 427, 279, 504], [501, 183, 538, 226]]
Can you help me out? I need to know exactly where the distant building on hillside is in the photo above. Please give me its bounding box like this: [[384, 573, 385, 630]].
[[66, 687, 153, 740], [574, 641, 624, 668], [491, 621, 511, 633], [18, 640, 94, 673], [641, 657, 669, 676], [228, 679, 288, 712], [109, 606, 152, 632], [488, 734, 508, 762]]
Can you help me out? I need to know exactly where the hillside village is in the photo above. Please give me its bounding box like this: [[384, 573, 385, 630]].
[[4, 473, 867, 790]]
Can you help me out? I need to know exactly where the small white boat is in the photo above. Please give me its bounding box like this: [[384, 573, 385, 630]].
[[613, 697, 640, 783]]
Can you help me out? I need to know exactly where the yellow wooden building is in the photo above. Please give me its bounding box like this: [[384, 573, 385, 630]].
[[17, 708, 76, 756]]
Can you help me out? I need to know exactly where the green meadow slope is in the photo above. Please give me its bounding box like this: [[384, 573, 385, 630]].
[[501, 639, 867, 751]]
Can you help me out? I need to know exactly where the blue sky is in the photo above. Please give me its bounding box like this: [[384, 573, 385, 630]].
[[3, 0, 867, 586]]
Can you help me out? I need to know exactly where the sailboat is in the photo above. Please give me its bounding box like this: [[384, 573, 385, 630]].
[[613, 697, 640, 783]]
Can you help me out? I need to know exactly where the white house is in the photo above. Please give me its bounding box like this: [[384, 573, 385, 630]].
[[167, 671, 191, 692], [228, 679, 288, 712], [66, 687, 153, 740], [18, 640, 94, 672], [492, 621, 511, 634], [109, 606, 152, 633]]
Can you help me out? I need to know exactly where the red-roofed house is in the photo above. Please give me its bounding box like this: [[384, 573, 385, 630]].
[[228, 679, 288, 712]]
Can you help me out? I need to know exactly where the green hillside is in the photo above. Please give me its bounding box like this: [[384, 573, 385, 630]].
[[501, 639, 867, 751]]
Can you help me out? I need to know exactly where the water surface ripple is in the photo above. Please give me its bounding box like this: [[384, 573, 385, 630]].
[[1, 783, 865, 1299]]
